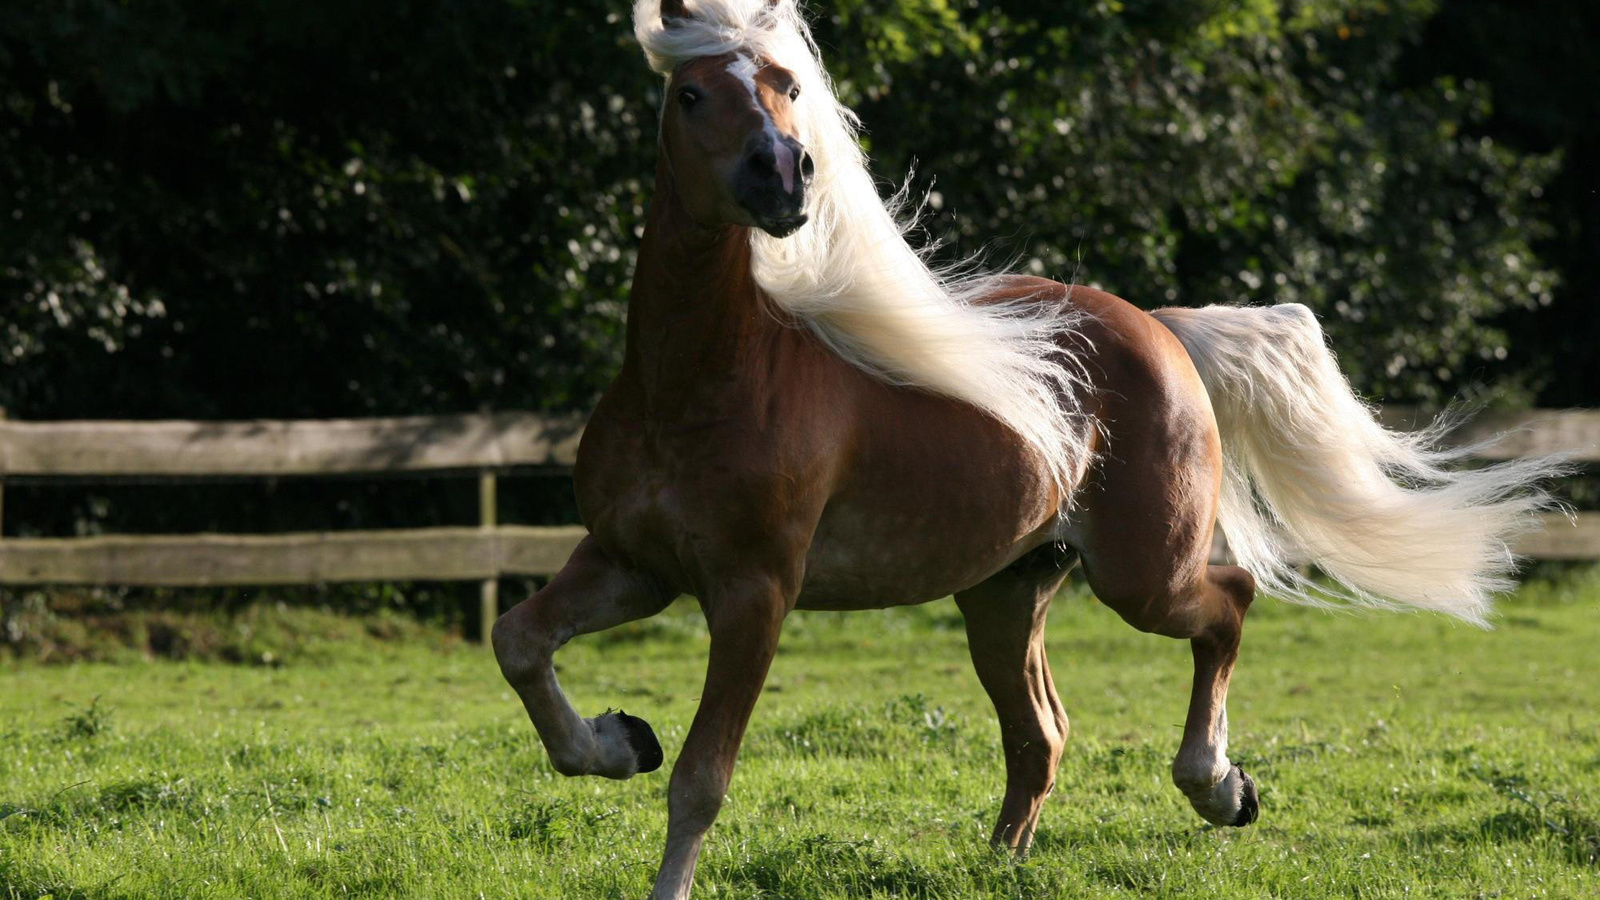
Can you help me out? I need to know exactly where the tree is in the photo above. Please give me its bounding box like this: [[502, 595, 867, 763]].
[[0, 0, 1573, 540], [821, 0, 1558, 405]]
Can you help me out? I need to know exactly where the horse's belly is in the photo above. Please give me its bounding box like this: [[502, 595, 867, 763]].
[[795, 502, 1054, 610]]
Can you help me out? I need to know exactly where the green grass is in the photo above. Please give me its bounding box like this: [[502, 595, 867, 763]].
[[3, 575, 1599, 899]]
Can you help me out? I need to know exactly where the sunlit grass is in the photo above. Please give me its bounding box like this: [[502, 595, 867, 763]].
[[3, 574, 1598, 898]]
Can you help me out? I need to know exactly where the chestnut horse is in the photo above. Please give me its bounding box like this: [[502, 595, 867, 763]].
[[491, 2, 1560, 897]]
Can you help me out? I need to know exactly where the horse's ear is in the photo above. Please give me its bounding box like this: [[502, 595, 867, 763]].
[[660, 0, 689, 25]]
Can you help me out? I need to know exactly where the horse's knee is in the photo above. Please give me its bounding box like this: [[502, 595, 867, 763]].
[[667, 767, 728, 834], [1007, 722, 1065, 792], [1051, 707, 1070, 747], [490, 608, 529, 682], [1027, 727, 1066, 766], [492, 599, 556, 685]]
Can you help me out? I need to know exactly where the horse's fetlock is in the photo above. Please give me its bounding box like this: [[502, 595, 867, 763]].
[[547, 746, 590, 777], [1171, 750, 1230, 795]]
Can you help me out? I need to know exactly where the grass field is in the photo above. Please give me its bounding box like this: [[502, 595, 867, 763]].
[[3, 574, 1598, 899]]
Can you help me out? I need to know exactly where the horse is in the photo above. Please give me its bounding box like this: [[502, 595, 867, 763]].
[[490, 2, 1561, 897]]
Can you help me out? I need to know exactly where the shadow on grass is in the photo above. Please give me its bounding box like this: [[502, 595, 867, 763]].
[[1398, 765, 1600, 869], [1401, 806, 1600, 869], [0, 854, 133, 900], [711, 834, 962, 898]]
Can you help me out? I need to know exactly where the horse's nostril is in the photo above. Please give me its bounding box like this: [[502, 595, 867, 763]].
[[799, 151, 816, 184], [747, 148, 776, 175]]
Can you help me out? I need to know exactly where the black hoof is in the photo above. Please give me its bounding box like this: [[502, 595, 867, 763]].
[[1231, 766, 1259, 827], [613, 710, 664, 774]]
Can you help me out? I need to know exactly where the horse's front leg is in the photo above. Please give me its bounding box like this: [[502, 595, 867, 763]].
[[492, 536, 675, 779], [650, 579, 789, 900]]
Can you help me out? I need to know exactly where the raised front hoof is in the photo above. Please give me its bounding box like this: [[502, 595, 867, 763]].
[[1184, 763, 1260, 827], [593, 709, 664, 777]]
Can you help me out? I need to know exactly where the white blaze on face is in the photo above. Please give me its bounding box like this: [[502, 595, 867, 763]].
[[727, 54, 797, 196]]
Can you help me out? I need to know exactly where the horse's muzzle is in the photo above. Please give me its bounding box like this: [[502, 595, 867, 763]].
[[738, 135, 811, 238], [756, 213, 808, 238]]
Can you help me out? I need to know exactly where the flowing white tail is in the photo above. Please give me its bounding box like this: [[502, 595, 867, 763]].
[[1152, 303, 1567, 626]]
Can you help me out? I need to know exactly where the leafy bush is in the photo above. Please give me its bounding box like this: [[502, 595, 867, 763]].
[[0, 0, 1577, 542]]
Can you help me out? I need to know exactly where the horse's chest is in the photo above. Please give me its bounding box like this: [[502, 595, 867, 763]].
[[575, 415, 782, 582], [574, 384, 1059, 603], [578, 449, 691, 573]]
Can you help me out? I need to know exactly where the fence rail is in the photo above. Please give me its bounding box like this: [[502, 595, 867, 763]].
[[1374, 407, 1600, 462], [0, 526, 587, 587], [1, 407, 1595, 641], [0, 411, 585, 477]]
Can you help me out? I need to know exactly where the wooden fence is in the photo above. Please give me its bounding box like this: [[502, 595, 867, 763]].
[[0, 411, 590, 643], [1, 407, 1596, 642]]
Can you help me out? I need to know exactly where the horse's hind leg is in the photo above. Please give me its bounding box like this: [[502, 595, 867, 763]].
[[1169, 565, 1258, 826], [1067, 305, 1261, 826], [1083, 556, 1259, 827], [492, 536, 675, 779], [955, 546, 1076, 854]]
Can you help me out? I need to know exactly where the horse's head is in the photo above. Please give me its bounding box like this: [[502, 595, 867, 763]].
[[656, 0, 815, 237]]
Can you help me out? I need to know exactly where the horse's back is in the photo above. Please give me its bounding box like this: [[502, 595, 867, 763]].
[[988, 277, 1210, 409]]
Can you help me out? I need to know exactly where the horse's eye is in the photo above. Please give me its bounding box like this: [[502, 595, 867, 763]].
[[788, 85, 800, 101], [677, 88, 701, 108]]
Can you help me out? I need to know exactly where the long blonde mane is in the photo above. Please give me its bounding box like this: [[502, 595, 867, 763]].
[[634, 0, 1095, 493]]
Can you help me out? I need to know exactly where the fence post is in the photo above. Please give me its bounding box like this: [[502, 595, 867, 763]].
[[478, 468, 498, 645]]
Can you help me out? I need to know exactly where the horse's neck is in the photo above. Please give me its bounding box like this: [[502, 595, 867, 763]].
[[623, 171, 781, 413]]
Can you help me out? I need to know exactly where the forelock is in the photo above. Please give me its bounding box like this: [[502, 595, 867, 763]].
[[634, 0, 798, 76]]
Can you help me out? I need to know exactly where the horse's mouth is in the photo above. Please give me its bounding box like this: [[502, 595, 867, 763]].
[[756, 214, 808, 238]]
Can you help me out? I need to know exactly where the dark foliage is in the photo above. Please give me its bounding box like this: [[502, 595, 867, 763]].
[[0, 0, 1591, 543]]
